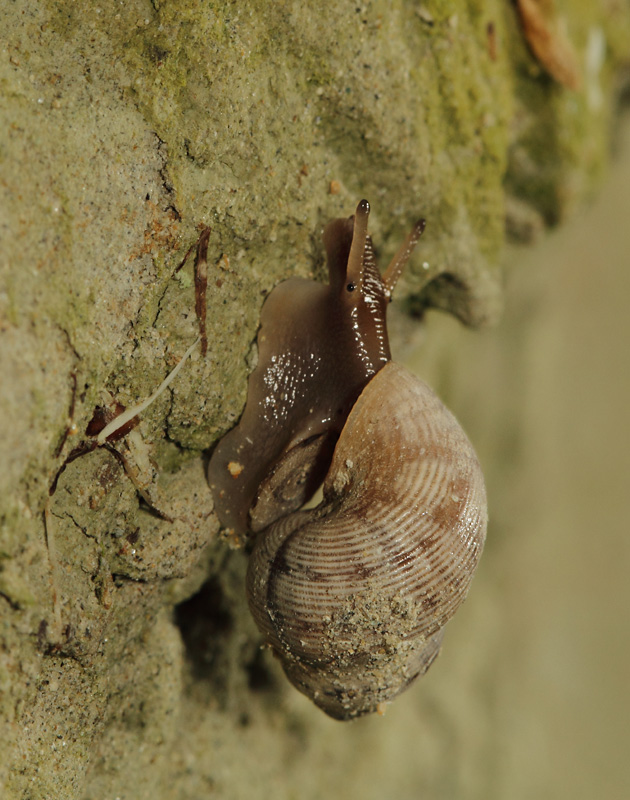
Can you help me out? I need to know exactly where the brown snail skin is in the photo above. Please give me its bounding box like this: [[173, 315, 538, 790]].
[[208, 200, 487, 720]]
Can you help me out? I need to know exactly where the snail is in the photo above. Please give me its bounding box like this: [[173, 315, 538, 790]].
[[208, 200, 487, 720]]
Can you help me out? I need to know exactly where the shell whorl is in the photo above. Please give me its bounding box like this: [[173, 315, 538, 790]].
[[246, 361, 488, 720]]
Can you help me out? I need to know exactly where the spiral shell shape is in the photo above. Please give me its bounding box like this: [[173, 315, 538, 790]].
[[246, 361, 487, 720]]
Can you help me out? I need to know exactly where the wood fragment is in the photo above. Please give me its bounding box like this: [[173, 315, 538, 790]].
[[516, 0, 582, 90]]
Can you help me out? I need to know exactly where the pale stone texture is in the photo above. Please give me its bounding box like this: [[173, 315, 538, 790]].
[[0, 1, 628, 798]]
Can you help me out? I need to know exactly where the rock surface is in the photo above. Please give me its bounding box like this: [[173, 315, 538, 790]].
[[1, 1, 628, 797]]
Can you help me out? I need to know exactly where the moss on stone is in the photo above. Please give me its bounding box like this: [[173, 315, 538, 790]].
[[1, 0, 629, 797]]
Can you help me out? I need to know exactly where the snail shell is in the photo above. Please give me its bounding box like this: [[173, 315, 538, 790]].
[[247, 361, 487, 720]]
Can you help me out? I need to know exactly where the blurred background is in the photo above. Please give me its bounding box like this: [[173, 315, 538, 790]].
[[401, 107, 630, 800]]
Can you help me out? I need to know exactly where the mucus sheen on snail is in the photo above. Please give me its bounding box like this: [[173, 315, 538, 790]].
[[208, 200, 488, 721]]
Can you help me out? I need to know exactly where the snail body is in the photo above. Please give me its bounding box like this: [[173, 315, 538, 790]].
[[208, 201, 487, 719], [208, 200, 424, 537]]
